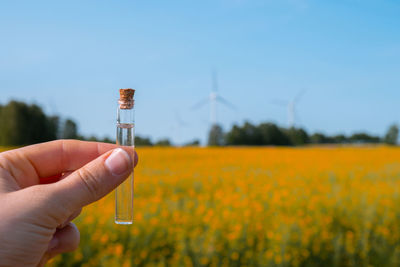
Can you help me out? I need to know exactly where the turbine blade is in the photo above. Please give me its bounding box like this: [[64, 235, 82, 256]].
[[191, 98, 209, 110], [175, 111, 189, 127], [217, 95, 237, 110]]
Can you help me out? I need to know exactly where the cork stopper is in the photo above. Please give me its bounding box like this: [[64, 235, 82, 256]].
[[119, 88, 135, 109]]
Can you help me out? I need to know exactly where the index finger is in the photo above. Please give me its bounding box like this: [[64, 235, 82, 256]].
[[0, 140, 137, 188]]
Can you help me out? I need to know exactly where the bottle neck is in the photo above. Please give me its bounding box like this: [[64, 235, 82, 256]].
[[117, 103, 135, 125]]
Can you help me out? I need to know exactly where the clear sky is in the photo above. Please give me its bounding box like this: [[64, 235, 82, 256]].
[[1, 0, 400, 144]]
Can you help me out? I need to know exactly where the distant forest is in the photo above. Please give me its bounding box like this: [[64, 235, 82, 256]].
[[0, 100, 398, 147], [208, 122, 398, 146], [0, 100, 159, 146]]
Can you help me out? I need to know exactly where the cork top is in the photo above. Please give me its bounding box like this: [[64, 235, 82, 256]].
[[119, 88, 135, 109]]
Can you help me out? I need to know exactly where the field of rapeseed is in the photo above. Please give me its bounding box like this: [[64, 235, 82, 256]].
[[4, 146, 400, 266]]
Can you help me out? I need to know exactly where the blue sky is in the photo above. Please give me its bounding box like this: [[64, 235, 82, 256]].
[[1, 0, 400, 144]]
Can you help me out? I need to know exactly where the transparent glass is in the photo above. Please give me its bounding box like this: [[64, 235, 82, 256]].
[[115, 101, 135, 224]]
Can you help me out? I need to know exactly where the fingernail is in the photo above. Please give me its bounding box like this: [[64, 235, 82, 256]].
[[105, 148, 132, 176], [48, 237, 59, 250]]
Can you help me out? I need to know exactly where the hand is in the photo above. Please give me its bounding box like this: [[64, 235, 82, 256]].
[[0, 140, 138, 266]]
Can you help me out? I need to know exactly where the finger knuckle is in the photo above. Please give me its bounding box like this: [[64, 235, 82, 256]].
[[76, 168, 102, 202]]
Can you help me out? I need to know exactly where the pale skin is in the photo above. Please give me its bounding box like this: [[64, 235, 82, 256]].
[[0, 140, 138, 267]]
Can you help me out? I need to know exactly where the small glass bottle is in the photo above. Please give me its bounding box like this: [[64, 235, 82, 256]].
[[115, 88, 135, 224]]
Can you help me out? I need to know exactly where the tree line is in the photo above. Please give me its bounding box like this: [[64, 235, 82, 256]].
[[0, 100, 172, 146], [208, 122, 399, 146], [0, 100, 398, 147]]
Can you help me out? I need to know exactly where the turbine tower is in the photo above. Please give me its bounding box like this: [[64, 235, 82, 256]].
[[272, 90, 306, 128], [192, 71, 236, 127]]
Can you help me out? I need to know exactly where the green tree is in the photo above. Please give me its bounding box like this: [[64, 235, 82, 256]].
[[225, 124, 246, 145], [208, 124, 224, 146], [226, 122, 291, 146], [225, 122, 261, 145], [242, 122, 262, 145], [155, 139, 171, 146], [332, 134, 347, 144], [135, 136, 153, 146], [384, 124, 399, 145], [285, 127, 310, 146], [310, 133, 329, 144], [184, 139, 200, 146], [258, 123, 290, 146], [102, 137, 113, 143], [0, 101, 58, 146], [48, 116, 60, 139], [62, 119, 78, 139], [349, 133, 380, 144], [87, 135, 99, 142]]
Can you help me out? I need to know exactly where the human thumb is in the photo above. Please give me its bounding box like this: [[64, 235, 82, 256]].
[[49, 148, 134, 214]]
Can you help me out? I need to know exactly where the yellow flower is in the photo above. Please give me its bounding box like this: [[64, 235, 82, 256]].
[[38, 146, 400, 267]]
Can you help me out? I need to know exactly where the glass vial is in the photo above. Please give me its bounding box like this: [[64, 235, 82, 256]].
[[115, 88, 135, 224]]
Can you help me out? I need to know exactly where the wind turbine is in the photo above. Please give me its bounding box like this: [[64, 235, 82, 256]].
[[172, 110, 188, 146], [271, 90, 306, 128], [191, 71, 236, 127]]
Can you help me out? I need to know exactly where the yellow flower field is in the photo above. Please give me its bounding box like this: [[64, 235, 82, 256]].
[[9, 146, 400, 266]]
